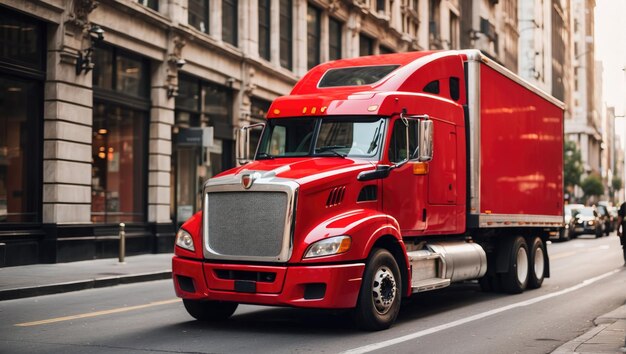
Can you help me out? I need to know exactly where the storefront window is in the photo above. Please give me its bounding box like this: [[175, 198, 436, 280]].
[[0, 77, 40, 222], [172, 74, 235, 224], [92, 45, 149, 223], [91, 103, 147, 223], [0, 10, 44, 224]]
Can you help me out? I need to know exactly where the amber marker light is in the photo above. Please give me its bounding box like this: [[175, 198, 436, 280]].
[[273, 109, 280, 115], [321, 106, 327, 113], [311, 107, 317, 114], [413, 162, 429, 175], [302, 107, 308, 114], [367, 105, 378, 112]]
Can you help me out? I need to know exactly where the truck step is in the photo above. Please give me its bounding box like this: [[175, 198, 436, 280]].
[[411, 278, 451, 293]]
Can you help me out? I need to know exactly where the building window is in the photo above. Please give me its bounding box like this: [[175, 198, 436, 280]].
[[449, 11, 459, 49], [137, 0, 158, 11], [376, 0, 385, 13], [0, 10, 45, 224], [280, 0, 293, 69], [189, 0, 209, 33], [259, 0, 271, 60], [359, 34, 374, 56], [93, 46, 149, 99], [307, 5, 321, 69], [222, 0, 238, 46], [92, 46, 149, 223], [329, 18, 342, 61]]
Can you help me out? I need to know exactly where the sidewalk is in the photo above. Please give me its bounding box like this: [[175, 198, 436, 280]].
[[553, 303, 626, 353], [0, 253, 172, 301]]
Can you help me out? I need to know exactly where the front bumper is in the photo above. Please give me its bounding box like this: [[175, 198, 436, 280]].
[[172, 256, 365, 309], [572, 223, 598, 235]]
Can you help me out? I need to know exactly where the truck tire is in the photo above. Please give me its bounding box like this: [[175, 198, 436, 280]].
[[527, 237, 546, 289], [354, 248, 402, 331], [501, 236, 529, 294], [183, 299, 238, 321]]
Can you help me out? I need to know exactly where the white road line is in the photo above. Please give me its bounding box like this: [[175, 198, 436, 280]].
[[342, 269, 622, 354]]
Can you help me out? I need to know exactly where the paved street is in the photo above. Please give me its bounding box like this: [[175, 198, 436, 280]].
[[1, 234, 624, 354]]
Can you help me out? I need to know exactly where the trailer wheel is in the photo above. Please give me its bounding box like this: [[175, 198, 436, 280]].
[[183, 299, 238, 321], [501, 236, 529, 294], [354, 248, 402, 331], [527, 237, 546, 289]]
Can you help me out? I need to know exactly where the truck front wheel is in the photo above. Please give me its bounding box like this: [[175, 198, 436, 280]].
[[527, 237, 546, 289], [183, 299, 238, 321], [354, 248, 402, 331], [501, 236, 529, 294]]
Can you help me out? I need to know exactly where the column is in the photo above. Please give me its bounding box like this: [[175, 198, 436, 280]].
[[43, 23, 93, 225]]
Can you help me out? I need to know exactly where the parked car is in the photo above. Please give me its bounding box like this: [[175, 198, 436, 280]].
[[595, 204, 611, 236], [556, 204, 584, 241], [571, 207, 603, 238]]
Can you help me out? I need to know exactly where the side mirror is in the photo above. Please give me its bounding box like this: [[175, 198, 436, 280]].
[[418, 119, 433, 162], [236, 123, 265, 164]]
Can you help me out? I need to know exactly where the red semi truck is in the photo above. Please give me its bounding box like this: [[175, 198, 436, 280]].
[[172, 50, 564, 330]]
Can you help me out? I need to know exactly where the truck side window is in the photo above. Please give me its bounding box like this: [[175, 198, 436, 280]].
[[388, 119, 418, 163], [423, 80, 440, 94], [450, 77, 460, 101]]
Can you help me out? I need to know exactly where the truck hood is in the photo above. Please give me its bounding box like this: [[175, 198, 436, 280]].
[[212, 158, 375, 187]]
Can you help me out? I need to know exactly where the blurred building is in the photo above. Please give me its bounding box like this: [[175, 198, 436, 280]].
[[459, 0, 518, 72], [603, 106, 616, 201], [566, 0, 602, 179], [517, 0, 572, 116]]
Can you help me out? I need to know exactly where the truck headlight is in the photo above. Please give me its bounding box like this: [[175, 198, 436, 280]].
[[175, 229, 195, 251], [304, 236, 351, 259]]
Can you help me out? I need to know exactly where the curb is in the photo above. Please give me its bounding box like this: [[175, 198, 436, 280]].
[[552, 323, 610, 353], [0, 271, 172, 301]]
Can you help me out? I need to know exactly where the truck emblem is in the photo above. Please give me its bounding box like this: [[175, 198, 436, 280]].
[[241, 173, 255, 189]]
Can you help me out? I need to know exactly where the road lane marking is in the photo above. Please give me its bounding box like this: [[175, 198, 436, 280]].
[[342, 269, 622, 354], [14, 299, 181, 327]]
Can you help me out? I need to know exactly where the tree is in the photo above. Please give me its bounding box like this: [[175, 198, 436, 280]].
[[581, 174, 604, 202], [564, 141, 584, 191], [612, 177, 623, 192], [563, 141, 584, 202]]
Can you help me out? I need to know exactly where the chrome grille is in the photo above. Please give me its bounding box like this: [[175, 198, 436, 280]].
[[206, 191, 288, 258]]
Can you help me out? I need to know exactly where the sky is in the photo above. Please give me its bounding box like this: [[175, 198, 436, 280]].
[[595, 0, 626, 150]]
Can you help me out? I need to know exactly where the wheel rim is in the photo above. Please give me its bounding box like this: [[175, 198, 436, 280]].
[[533, 246, 544, 280], [516, 247, 529, 285], [372, 266, 396, 315]]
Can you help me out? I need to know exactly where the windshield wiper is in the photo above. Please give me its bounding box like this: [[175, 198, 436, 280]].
[[367, 123, 382, 154], [315, 145, 347, 158], [256, 152, 274, 159]]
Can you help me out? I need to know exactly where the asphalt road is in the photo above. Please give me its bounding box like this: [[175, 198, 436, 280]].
[[1, 234, 624, 354]]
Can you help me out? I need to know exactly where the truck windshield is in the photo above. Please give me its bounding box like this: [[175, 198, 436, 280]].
[[256, 116, 385, 159]]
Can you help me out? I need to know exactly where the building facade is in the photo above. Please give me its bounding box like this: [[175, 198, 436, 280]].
[[566, 0, 602, 181], [0, 0, 466, 266]]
